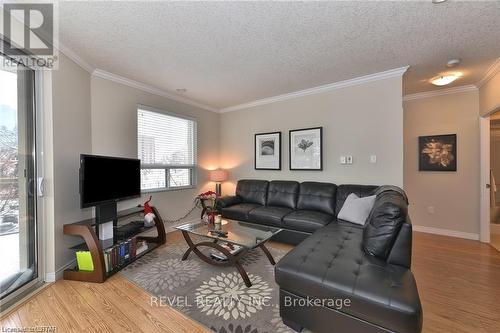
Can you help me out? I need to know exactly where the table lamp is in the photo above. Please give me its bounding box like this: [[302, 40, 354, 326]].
[[210, 169, 228, 196]]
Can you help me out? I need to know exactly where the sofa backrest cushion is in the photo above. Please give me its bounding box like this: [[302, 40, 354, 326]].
[[297, 182, 337, 215], [335, 184, 378, 216], [267, 181, 300, 209], [363, 187, 408, 260], [236, 179, 269, 205]]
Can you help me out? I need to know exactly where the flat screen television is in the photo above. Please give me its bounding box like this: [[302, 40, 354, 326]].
[[80, 154, 141, 208]]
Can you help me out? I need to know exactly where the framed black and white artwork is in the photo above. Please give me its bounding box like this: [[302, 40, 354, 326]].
[[418, 134, 457, 171], [289, 127, 323, 170], [255, 131, 281, 170]]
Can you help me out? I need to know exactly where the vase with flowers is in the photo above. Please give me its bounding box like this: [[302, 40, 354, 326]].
[[195, 190, 218, 223]]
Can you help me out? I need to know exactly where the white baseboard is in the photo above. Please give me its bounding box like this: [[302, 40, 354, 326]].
[[54, 259, 76, 281], [413, 225, 479, 240]]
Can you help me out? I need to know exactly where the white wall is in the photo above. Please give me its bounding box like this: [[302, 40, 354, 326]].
[[90, 77, 219, 231], [51, 54, 93, 270], [403, 90, 480, 238], [50, 59, 219, 274], [219, 76, 404, 194]]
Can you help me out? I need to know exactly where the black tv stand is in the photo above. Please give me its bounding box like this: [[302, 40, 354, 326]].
[[94, 202, 118, 238], [63, 205, 166, 283]]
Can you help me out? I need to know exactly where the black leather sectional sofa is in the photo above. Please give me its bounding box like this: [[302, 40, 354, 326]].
[[218, 179, 422, 333]]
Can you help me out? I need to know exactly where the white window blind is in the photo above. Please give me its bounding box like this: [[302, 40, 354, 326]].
[[137, 106, 197, 191]]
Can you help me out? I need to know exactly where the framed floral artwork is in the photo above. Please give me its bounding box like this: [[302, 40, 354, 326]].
[[419, 134, 457, 171], [289, 127, 323, 170]]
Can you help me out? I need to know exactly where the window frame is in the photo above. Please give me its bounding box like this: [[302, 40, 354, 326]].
[[0, 45, 45, 310], [137, 104, 198, 193]]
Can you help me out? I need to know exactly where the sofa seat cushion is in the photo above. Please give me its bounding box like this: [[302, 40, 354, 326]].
[[282, 210, 334, 233], [248, 206, 293, 227], [222, 203, 261, 221], [275, 223, 422, 333]]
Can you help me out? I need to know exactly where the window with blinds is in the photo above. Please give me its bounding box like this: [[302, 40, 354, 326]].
[[137, 106, 197, 191]]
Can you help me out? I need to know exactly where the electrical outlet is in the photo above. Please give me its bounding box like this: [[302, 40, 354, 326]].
[[340, 156, 347, 164], [346, 156, 353, 164], [427, 206, 435, 214]]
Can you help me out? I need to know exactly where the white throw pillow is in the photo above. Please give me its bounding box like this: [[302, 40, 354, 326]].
[[337, 193, 377, 225]]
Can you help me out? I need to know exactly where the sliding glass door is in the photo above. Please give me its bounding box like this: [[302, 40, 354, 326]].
[[0, 53, 40, 310]]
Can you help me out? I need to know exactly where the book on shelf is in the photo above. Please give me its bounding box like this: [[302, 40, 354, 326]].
[[102, 236, 144, 273]]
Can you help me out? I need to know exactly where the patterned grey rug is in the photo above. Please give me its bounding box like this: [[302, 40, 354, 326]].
[[121, 233, 298, 333]]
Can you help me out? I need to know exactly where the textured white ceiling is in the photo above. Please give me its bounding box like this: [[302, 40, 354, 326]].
[[58, 1, 500, 110]]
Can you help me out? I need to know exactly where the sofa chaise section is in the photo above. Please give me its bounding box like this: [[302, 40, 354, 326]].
[[275, 223, 422, 333], [275, 185, 423, 333]]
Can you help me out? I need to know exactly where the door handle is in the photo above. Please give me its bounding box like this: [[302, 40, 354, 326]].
[[37, 177, 44, 197]]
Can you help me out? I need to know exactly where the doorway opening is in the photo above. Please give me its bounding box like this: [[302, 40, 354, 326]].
[[490, 113, 500, 251]]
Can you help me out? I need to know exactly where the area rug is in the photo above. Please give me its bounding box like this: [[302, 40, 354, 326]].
[[121, 233, 300, 333]]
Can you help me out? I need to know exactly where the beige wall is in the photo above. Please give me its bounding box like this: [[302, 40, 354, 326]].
[[404, 91, 480, 236], [219, 76, 404, 194], [51, 60, 219, 273], [51, 54, 93, 270], [90, 77, 219, 231], [480, 70, 500, 116]]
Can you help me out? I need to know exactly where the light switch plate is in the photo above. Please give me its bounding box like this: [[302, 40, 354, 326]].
[[370, 155, 377, 163], [340, 156, 347, 164]]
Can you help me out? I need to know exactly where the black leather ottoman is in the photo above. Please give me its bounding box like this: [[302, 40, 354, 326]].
[[275, 223, 423, 333]]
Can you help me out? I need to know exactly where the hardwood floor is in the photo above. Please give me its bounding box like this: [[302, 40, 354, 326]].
[[2, 231, 500, 333]]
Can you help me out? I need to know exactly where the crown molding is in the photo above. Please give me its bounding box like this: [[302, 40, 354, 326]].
[[220, 66, 409, 113], [57, 42, 96, 74], [92, 69, 219, 113], [477, 57, 500, 88], [403, 84, 478, 101]]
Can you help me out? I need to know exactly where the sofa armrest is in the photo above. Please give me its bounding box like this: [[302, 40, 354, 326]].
[[386, 222, 412, 268], [216, 195, 242, 210]]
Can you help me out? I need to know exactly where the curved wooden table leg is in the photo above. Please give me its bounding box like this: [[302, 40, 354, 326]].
[[234, 261, 252, 287], [180, 230, 253, 287], [259, 243, 276, 265], [181, 230, 195, 260], [181, 247, 193, 261]]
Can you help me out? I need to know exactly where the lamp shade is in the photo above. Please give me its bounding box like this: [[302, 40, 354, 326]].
[[210, 169, 228, 182]]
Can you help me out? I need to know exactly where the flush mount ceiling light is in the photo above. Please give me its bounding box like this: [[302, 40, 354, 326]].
[[446, 58, 461, 68], [176, 88, 187, 94], [432, 0, 448, 4], [430, 73, 463, 86]]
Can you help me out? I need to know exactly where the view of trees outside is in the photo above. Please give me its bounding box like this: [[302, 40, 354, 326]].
[[0, 65, 21, 283], [0, 68, 19, 236]]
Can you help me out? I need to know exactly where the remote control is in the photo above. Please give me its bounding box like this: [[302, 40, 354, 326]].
[[210, 230, 228, 237]]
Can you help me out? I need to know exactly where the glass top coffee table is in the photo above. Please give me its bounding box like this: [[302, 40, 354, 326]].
[[175, 219, 282, 287]]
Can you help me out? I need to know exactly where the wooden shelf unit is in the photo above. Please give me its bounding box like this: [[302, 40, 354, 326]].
[[63, 205, 166, 283]]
